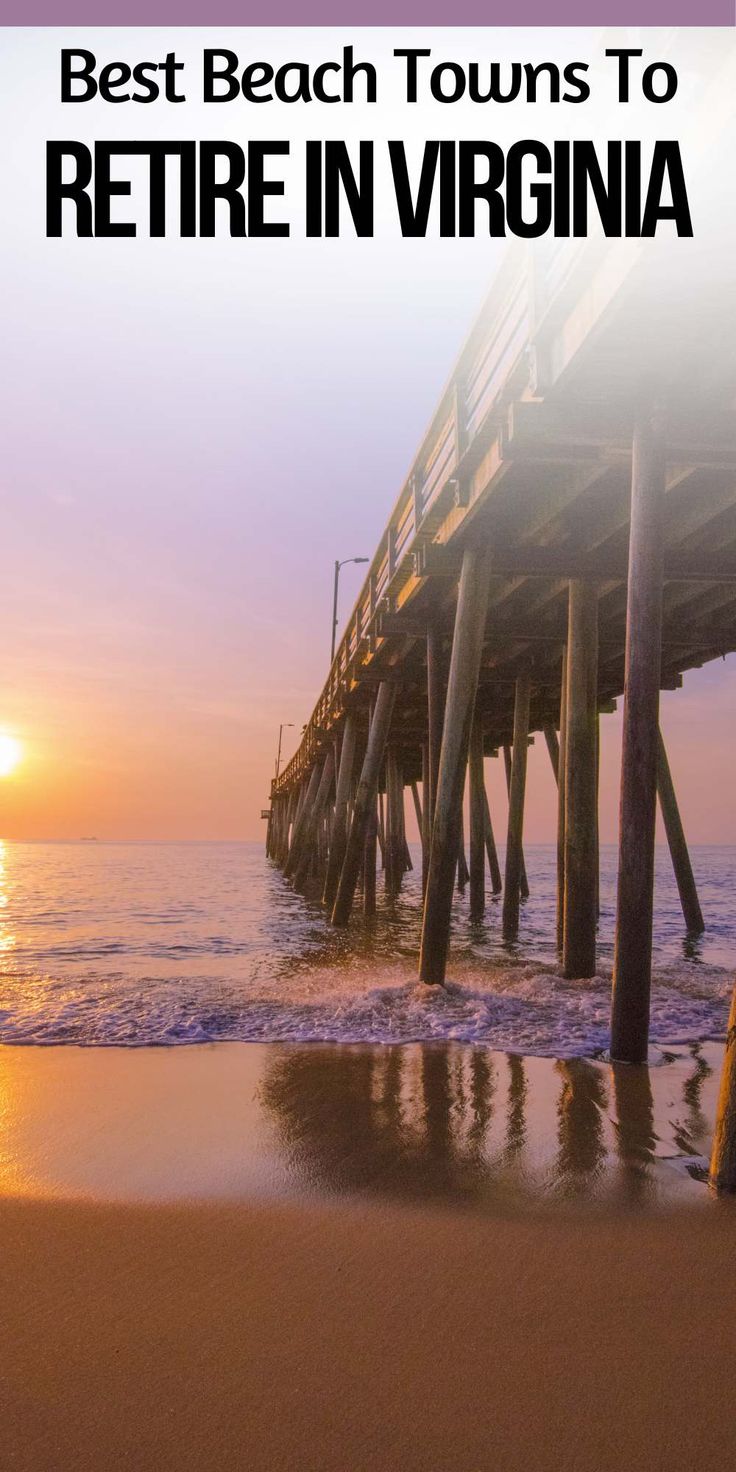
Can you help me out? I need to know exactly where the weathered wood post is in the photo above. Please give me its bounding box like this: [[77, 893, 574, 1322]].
[[610, 400, 666, 1063], [322, 714, 357, 910], [595, 711, 601, 919], [265, 797, 276, 860], [284, 760, 323, 880], [656, 728, 704, 935], [419, 545, 492, 985], [280, 786, 299, 866], [563, 581, 599, 980], [426, 620, 445, 836], [332, 681, 397, 927], [556, 649, 568, 950], [363, 801, 378, 917], [385, 746, 404, 896], [316, 808, 329, 877], [421, 743, 431, 893], [457, 802, 470, 893], [363, 700, 378, 918], [400, 775, 412, 875], [469, 711, 486, 921], [543, 724, 560, 782], [284, 795, 294, 865], [502, 670, 532, 940], [709, 984, 736, 1192], [503, 745, 529, 900], [292, 776, 307, 839], [410, 780, 423, 844], [292, 750, 335, 889], [482, 787, 503, 895]]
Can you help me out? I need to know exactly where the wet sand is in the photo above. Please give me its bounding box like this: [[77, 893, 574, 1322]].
[[0, 1040, 733, 1470], [0, 1039, 719, 1207]]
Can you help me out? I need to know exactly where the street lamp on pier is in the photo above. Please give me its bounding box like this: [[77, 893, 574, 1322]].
[[331, 557, 369, 663], [275, 723, 294, 781]]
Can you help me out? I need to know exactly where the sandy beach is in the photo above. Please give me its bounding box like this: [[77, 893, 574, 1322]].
[[0, 1040, 733, 1470], [3, 1190, 736, 1472]]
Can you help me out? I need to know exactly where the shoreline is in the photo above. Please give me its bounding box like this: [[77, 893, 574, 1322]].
[[0, 1038, 733, 1469], [0, 1037, 721, 1210]]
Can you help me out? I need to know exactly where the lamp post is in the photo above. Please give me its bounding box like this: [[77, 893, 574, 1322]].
[[331, 557, 369, 663], [275, 723, 294, 781]]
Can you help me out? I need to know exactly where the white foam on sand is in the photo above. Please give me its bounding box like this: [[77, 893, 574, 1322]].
[[0, 956, 731, 1054]]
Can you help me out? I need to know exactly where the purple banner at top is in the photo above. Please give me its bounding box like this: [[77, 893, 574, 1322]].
[[2, 0, 734, 24]]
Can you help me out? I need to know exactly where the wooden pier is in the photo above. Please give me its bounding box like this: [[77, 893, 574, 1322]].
[[267, 179, 736, 1063]]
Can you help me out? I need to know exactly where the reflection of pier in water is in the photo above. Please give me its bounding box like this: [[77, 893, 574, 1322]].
[[260, 1042, 719, 1212]]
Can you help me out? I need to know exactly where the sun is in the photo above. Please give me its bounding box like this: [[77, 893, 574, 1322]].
[[0, 734, 22, 779]]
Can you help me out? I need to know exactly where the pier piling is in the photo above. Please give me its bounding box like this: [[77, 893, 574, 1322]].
[[284, 761, 323, 881], [323, 714, 357, 910], [332, 681, 397, 927], [482, 786, 503, 895], [426, 621, 445, 841], [421, 743, 431, 893], [502, 670, 532, 942], [503, 745, 529, 901], [562, 581, 599, 980], [363, 799, 378, 918], [292, 750, 334, 889], [457, 804, 470, 893], [385, 746, 404, 897], [419, 546, 492, 984], [709, 983, 736, 1192], [611, 401, 666, 1064], [556, 651, 568, 950], [656, 727, 704, 936], [469, 712, 486, 921]]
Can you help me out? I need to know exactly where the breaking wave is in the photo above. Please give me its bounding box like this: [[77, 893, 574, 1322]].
[[0, 840, 733, 1053]]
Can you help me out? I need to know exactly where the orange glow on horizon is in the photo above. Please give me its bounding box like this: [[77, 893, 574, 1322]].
[[0, 734, 22, 779]]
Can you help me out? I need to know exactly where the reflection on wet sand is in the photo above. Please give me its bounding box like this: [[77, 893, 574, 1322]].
[[555, 1060, 607, 1197], [610, 1062, 657, 1206], [505, 1054, 528, 1161], [678, 1044, 713, 1154], [0, 1041, 720, 1209], [261, 1042, 719, 1212]]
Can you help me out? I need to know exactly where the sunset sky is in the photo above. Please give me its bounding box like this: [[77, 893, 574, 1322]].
[[1, 26, 734, 843]]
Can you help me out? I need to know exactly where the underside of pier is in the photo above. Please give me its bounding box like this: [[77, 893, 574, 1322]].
[[268, 145, 736, 1063]]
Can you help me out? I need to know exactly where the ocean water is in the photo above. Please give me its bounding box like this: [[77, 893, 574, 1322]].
[[0, 839, 733, 1054]]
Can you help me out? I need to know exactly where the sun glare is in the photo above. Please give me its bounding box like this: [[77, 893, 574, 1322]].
[[0, 734, 22, 778]]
